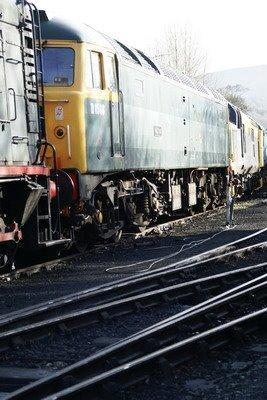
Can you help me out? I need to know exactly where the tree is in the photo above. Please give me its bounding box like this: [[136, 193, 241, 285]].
[[149, 24, 207, 77], [218, 84, 252, 113]]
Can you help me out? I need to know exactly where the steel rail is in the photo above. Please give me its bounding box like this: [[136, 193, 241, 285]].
[[152, 226, 267, 272], [0, 240, 266, 333], [0, 262, 265, 352], [0, 206, 225, 281], [42, 308, 267, 400], [4, 274, 267, 400], [133, 205, 226, 238], [97, 226, 267, 276], [0, 367, 49, 394], [0, 212, 265, 282]]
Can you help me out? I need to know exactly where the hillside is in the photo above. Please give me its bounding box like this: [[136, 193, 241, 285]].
[[204, 65, 267, 128]]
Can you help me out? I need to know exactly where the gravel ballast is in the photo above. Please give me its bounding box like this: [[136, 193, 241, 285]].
[[0, 196, 266, 399]]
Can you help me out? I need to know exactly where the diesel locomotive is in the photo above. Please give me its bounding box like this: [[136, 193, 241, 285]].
[[0, 1, 265, 266], [0, 0, 70, 267], [39, 13, 264, 248]]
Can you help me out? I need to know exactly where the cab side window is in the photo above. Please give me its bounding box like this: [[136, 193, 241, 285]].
[[241, 124, 246, 157], [86, 51, 103, 89], [251, 128, 254, 142], [91, 51, 103, 89], [106, 55, 117, 91], [86, 50, 93, 88]]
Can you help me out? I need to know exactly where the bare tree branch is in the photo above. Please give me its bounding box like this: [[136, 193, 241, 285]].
[[218, 85, 252, 113], [149, 24, 207, 77]]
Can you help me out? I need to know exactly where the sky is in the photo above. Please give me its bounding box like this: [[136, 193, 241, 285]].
[[32, 0, 267, 73]]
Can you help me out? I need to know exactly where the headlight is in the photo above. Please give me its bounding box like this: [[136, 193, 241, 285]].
[[54, 126, 66, 139]]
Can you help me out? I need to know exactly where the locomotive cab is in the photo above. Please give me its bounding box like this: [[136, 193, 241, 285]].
[[41, 14, 125, 244], [228, 103, 263, 192], [42, 34, 124, 174]]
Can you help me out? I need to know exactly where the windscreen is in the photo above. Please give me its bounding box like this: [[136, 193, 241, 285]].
[[43, 47, 74, 86]]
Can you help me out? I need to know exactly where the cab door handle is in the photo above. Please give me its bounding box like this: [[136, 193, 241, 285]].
[[6, 58, 22, 65], [8, 88, 17, 121]]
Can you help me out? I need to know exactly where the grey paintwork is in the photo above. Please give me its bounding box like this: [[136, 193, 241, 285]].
[[85, 62, 228, 173], [0, 0, 39, 166]]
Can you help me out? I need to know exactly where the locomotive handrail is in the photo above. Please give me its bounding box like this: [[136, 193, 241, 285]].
[[8, 88, 17, 121], [12, 136, 29, 144], [44, 99, 69, 103], [26, 1, 46, 142], [109, 100, 115, 157], [35, 141, 57, 170], [119, 89, 125, 156], [6, 58, 22, 65]]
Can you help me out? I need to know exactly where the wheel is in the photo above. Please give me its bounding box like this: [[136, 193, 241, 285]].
[[74, 226, 91, 252], [0, 242, 17, 271], [133, 213, 151, 231], [137, 225, 147, 233], [211, 202, 217, 210], [0, 253, 9, 269], [187, 207, 195, 216], [109, 229, 122, 243]]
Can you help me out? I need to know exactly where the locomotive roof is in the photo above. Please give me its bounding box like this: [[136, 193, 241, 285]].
[[40, 11, 226, 103], [40, 12, 113, 50]]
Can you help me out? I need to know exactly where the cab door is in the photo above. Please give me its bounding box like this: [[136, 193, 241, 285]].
[[106, 54, 124, 169]]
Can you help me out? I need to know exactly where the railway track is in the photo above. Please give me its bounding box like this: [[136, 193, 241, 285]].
[[0, 233, 265, 339], [1, 208, 222, 280], [0, 259, 265, 352], [149, 227, 267, 273], [3, 273, 266, 399], [0, 228, 265, 399], [0, 367, 49, 394], [133, 205, 226, 239], [0, 205, 228, 281], [0, 219, 266, 282]]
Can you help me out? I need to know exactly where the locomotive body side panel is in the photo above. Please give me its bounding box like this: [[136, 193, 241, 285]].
[[0, 0, 39, 166], [83, 59, 229, 173], [118, 63, 228, 172]]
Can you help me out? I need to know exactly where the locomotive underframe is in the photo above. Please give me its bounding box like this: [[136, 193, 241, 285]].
[[0, 172, 45, 267], [58, 166, 228, 247]]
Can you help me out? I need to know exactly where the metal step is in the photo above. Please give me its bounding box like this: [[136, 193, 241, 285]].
[[40, 238, 72, 248], [37, 215, 50, 220]]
